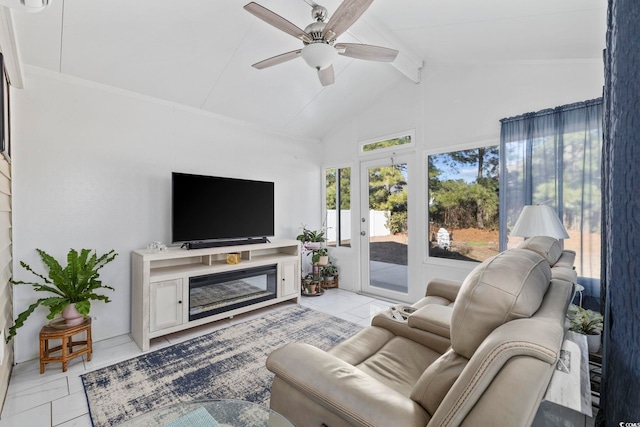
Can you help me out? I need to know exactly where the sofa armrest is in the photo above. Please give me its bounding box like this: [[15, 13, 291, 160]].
[[424, 278, 462, 303], [371, 310, 452, 354], [266, 342, 430, 427], [409, 305, 452, 339]]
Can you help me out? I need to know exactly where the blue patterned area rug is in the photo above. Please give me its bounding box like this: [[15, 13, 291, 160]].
[[81, 305, 362, 427]]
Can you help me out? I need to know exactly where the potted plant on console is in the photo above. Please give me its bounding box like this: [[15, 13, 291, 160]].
[[567, 304, 604, 353], [6, 248, 118, 342]]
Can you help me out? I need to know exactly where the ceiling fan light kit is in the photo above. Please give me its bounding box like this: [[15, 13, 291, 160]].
[[244, 0, 399, 86], [301, 43, 338, 70]]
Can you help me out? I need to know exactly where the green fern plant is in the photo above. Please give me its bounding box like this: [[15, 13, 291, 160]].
[[6, 248, 118, 343]]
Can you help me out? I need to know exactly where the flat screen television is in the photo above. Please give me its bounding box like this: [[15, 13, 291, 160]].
[[172, 172, 274, 246]]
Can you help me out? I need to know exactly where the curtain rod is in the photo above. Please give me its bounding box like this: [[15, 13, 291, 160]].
[[500, 97, 602, 124]]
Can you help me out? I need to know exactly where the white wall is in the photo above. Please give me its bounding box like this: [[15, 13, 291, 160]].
[[11, 68, 321, 362], [323, 60, 604, 301]]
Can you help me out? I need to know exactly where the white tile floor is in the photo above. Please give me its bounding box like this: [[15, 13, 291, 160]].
[[0, 289, 393, 427]]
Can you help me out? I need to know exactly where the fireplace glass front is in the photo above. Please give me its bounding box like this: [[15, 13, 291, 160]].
[[188, 264, 277, 321]]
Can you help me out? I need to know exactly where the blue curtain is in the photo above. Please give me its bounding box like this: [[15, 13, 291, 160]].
[[499, 99, 602, 303]]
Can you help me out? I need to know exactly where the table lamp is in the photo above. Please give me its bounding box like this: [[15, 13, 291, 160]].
[[510, 205, 569, 239]]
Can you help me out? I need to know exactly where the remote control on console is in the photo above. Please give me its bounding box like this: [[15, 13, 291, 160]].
[[390, 306, 405, 321]]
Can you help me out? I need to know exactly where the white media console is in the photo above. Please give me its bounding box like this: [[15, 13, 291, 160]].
[[131, 239, 301, 351]]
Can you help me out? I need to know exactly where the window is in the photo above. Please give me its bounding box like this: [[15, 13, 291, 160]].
[[361, 132, 413, 154], [325, 167, 351, 247], [427, 146, 499, 262]]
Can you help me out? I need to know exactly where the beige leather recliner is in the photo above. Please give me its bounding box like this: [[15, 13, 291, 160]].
[[266, 237, 577, 427]]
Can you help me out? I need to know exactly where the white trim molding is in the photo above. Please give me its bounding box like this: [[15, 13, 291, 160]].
[[0, 6, 24, 88]]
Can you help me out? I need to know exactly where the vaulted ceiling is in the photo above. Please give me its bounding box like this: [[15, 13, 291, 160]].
[[10, 0, 606, 140]]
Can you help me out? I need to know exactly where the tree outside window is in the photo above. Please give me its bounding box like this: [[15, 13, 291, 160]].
[[368, 164, 408, 234], [428, 146, 499, 262]]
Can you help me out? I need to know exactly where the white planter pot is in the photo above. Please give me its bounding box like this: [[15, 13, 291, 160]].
[[586, 330, 601, 353], [317, 256, 329, 266], [304, 242, 322, 250], [62, 303, 85, 326]]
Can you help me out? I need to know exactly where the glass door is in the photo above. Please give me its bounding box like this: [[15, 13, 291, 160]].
[[360, 155, 410, 299]]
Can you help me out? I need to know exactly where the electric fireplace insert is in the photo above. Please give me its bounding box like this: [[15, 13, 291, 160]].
[[188, 264, 277, 321]]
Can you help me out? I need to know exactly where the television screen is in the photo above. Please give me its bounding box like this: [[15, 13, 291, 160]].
[[172, 172, 275, 243]]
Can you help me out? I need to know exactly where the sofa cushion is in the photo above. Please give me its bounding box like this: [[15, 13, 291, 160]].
[[328, 326, 395, 366], [517, 236, 563, 266], [356, 336, 441, 396], [450, 249, 551, 359], [410, 348, 468, 416]]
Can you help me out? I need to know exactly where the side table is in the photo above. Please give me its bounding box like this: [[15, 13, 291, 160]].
[[575, 284, 585, 306], [39, 317, 92, 374]]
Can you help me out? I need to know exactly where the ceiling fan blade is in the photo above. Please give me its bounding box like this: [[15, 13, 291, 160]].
[[318, 65, 335, 86], [244, 2, 311, 43], [252, 50, 302, 69], [335, 43, 399, 62], [322, 0, 374, 42]]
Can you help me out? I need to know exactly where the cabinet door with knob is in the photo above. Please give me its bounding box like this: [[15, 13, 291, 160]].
[[150, 279, 183, 332], [280, 260, 299, 298]]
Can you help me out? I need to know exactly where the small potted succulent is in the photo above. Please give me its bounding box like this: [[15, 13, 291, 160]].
[[567, 304, 604, 353], [7, 248, 118, 342]]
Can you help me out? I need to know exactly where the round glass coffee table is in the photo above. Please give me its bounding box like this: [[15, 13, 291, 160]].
[[117, 399, 293, 427]]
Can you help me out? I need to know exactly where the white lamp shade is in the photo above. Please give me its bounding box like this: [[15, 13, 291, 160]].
[[510, 205, 569, 239], [301, 43, 338, 70]]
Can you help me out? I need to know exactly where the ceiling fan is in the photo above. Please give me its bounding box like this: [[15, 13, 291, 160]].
[[244, 0, 399, 86]]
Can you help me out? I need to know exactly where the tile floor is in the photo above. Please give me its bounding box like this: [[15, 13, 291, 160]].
[[0, 289, 393, 427]]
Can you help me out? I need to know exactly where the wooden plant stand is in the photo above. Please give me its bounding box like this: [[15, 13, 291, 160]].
[[39, 317, 92, 374], [322, 274, 339, 289]]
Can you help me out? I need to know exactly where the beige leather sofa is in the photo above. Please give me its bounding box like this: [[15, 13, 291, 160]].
[[266, 237, 577, 427]]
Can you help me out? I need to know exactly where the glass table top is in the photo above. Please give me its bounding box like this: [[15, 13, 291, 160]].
[[116, 399, 293, 427]]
